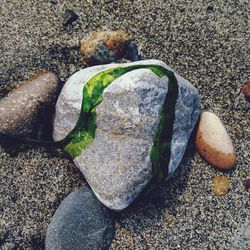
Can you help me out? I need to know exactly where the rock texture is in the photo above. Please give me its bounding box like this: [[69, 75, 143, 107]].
[[45, 186, 115, 250], [195, 111, 236, 169], [80, 30, 132, 64], [53, 59, 200, 210], [0, 71, 59, 137]]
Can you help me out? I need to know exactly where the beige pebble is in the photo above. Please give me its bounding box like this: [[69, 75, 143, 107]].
[[195, 111, 236, 169], [213, 176, 229, 196]]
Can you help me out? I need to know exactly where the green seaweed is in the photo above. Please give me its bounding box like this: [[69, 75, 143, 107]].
[[63, 64, 179, 187]]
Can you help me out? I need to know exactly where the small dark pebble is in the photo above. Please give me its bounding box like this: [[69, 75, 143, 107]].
[[207, 6, 214, 12], [242, 179, 250, 189], [49, 0, 58, 4], [63, 9, 79, 26], [124, 41, 142, 62], [0, 229, 8, 246]]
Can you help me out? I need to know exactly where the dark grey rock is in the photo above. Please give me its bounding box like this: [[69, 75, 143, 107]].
[[45, 186, 115, 250]]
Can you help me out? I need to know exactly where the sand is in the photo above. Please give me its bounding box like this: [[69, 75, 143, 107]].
[[0, 0, 249, 249]]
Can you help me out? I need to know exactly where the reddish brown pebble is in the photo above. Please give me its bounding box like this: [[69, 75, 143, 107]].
[[195, 112, 236, 170], [213, 176, 230, 196], [80, 30, 131, 64], [242, 179, 250, 189], [0, 71, 59, 137], [240, 81, 250, 101]]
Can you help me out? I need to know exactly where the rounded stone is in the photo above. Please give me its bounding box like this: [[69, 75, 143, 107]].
[[45, 186, 115, 250], [195, 111, 236, 169], [213, 176, 229, 196], [0, 71, 60, 137], [240, 81, 250, 101], [80, 30, 131, 64]]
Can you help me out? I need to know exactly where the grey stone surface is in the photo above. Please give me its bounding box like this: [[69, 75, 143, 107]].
[[45, 186, 115, 250], [53, 59, 200, 210], [231, 219, 250, 250]]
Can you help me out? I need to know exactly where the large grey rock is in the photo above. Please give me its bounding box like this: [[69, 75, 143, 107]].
[[53, 59, 200, 210], [45, 186, 115, 250]]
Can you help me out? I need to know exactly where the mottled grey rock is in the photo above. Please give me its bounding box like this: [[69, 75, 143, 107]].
[[45, 186, 115, 250], [53, 59, 200, 210], [231, 219, 250, 250], [0, 71, 59, 137]]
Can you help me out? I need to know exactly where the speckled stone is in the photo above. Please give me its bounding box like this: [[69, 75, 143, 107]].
[[53, 59, 200, 210], [0, 71, 59, 137], [80, 30, 131, 64]]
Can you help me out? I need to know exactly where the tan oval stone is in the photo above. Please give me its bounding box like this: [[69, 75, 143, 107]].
[[195, 111, 236, 169], [213, 176, 229, 196], [0, 71, 59, 137]]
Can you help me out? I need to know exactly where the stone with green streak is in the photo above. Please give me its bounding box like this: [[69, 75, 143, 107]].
[[53, 60, 200, 210]]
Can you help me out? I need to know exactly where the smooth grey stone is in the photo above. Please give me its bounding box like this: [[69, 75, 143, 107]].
[[53, 59, 200, 210], [45, 186, 115, 250]]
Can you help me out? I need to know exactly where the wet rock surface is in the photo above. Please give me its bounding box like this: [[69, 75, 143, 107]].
[[0, 0, 249, 249], [53, 59, 200, 210], [45, 186, 115, 250]]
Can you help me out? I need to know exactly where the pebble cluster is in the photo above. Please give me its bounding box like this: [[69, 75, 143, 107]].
[[0, 0, 249, 249]]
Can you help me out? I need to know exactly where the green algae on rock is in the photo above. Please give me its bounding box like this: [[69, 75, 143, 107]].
[[63, 65, 178, 187], [53, 60, 200, 210]]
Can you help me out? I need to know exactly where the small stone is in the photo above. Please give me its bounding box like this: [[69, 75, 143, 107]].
[[213, 176, 229, 196], [0, 71, 60, 137], [207, 6, 214, 12], [80, 30, 132, 64], [45, 186, 115, 250], [240, 81, 250, 101], [63, 9, 79, 26], [242, 179, 250, 189], [0, 228, 8, 245], [124, 41, 141, 62], [195, 111, 236, 170], [50, 0, 58, 4]]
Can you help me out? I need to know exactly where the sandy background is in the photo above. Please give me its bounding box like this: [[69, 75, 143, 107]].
[[0, 0, 249, 249]]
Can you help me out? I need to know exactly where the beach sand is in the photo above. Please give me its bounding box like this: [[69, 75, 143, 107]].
[[0, 0, 249, 249]]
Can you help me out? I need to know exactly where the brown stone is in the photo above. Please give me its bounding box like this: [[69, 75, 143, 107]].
[[195, 111, 236, 169], [240, 81, 250, 101], [0, 71, 60, 137], [213, 176, 229, 196], [80, 30, 131, 64], [242, 179, 250, 189]]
